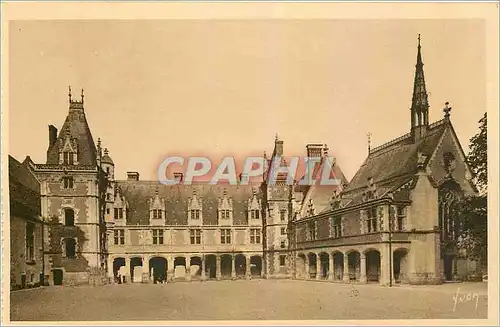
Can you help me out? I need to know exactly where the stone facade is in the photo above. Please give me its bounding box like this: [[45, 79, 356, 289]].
[[9, 156, 45, 290], [11, 38, 479, 287]]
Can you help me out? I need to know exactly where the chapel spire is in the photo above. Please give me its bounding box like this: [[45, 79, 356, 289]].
[[410, 34, 430, 141]]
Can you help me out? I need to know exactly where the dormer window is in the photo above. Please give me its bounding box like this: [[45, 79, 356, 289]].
[[153, 209, 163, 219], [114, 208, 124, 220], [251, 209, 260, 219], [63, 151, 74, 165], [62, 177, 74, 189], [190, 209, 201, 220], [220, 209, 230, 219]]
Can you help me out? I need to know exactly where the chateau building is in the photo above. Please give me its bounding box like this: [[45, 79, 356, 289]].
[[288, 36, 478, 285], [10, 36, 477, 287]]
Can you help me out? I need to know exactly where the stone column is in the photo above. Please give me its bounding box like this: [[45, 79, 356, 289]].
[[201, 256, 206, 281], [245, 256, 251, 279], [316, 254, 321, 280], [142, 255, 150, 283], [231, 255, 236, 280], [328, 254, 334, 281], [185, 257, 191, 281], [107, 256, 114, 281], [360, 253, 367, 284], [343, 253, 350, 283], [380, 245, 391, 286], [124, 257, 131, 283], [216, 255, 221, 280], [167, 256, 174, 283], [304, 255, 310, 280]]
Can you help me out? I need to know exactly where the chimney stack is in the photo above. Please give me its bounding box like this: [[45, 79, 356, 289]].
[[306, 144, 323, 159], [48, 125, 58, 148], [127, 172, 140, 181]]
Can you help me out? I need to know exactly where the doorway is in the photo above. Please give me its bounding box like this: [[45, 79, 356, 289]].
[[53, 269, 63, 285]]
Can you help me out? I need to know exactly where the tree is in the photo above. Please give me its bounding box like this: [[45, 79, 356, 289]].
[[457, 113, 487, 270], [468, 113, 487, 194]]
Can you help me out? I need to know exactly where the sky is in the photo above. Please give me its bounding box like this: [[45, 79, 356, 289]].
[[8, 19, 486, 181]]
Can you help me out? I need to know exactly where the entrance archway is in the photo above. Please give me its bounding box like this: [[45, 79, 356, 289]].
[[296, 253, 307, 279], [347, 251, 360, 281], [113, 257, 125, 283], [235, 254, 246, 278], [220, 254, 232, 279], [150, 257, 167, 284], [332, 252, 344, 280], [130, 257, 143, 283], [174, 257, 186, 280], [250, 256, 262, 277], [205, 255, 217, 279], [393, 248, 409, 284], [190, 256, 202, 279], [365, 249, 381, 282], [307, 253, 317, 279], [53, 269, 63, 285], [319, 252, 329, 279]]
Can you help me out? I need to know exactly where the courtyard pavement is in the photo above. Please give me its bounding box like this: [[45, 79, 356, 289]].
[[10, 279, 488, 321]]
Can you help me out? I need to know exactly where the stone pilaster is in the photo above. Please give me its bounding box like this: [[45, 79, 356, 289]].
[[360, 253, 367, 284], [315, 254, 321, 280], [343, 253, 350, 282], [185, 257, 191, 281], [328, 254, 334, 280], [231, 255, 236, 280], [216, 255, 221, 280]]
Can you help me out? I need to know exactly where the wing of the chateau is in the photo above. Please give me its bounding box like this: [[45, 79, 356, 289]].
[[9, 35, 481, 289]]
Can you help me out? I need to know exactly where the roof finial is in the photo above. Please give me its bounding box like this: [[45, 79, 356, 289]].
[[367, 132, 372, 153], [68, 85, 72, 103], [418, 33, 421, 47], [443, 102, 452, 119], [275, 133, 279, 142], [81, 88, 84, 103]]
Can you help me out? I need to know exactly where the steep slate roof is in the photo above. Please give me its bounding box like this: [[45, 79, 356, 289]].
[[297, 157, 349, 216], [9, 155, 41, 219], [116, 181, 262, 226], [46, 99, 97, 166], [342, 120, 447, 202]]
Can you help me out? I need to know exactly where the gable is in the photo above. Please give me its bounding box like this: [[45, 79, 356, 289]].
[[427, 124, 476, 195]]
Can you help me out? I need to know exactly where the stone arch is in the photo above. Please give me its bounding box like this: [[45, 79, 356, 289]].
[[220, 254, 233, 279], [318, 252, 330, 280], [393, 248, 409, 284], [190, 256, 203, 279], [150, 256, 168, 284], [365, 249, 381, 282], [250, 255, 262, 277], [346, 250, 360, 281], [331, 251, 344, 281], [307, 252, 317, 279], [130, 257, 143, 283], [112, 257, 126, 283], [234, 254, 246, 278], [174, 257, 187, 280], [296, 253, 307, 279], [204, 254, 217, 279]]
